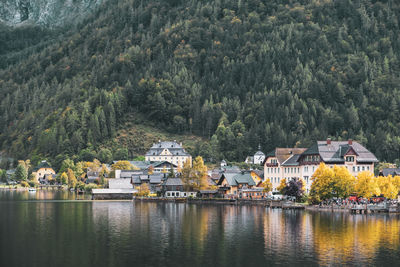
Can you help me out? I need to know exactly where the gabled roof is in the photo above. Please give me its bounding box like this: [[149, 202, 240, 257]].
[[151, 161, 177, 168], [282, 154, 302, 166], [380, 168, 400, 177], [316, 141, 378, 163], [163, 178, 183, 186], [274, 148, 307, 164], [146, 141, 190, 156], [217, 172, 256, 186], [33, 161, 53, 172]]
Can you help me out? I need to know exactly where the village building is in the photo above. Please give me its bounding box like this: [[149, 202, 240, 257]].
[[39, 174, 57, 185], [264, 139, 379, 194], [240, 188, 268, 200], [32, 161, 56, 183], [161, 177, 197, 198], [217, 172, 256, 198], [379, 168, 400, 177], [145, 140, 192, 168], [245, 145, 266, 165], [86, 171, 100, 184], [131, 173, 165, 193]]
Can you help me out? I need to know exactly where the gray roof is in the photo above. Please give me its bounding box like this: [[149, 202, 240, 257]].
[[163, 178, 183, 186], [254, 151, 265, 156], [120, 170, 136, 178], [33, 161, 53, 172], [381, 168, 400, 177], [131, 176, 141, 184], [109, 178, 133, 189], [282, 154, 301, 166], [218, 172, 256, 186], [221, 165, 241, 173], [316, 141, 378, 163], [146, 141, 190, 156]]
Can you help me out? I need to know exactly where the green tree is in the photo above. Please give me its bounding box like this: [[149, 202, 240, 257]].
[[14, 163, 28, 181], [98, 148, 112, 163]]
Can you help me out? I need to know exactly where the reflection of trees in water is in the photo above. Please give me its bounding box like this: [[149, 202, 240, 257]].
[[312, 213, 400, 265]]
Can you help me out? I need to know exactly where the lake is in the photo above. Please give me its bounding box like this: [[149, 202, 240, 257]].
[[1, 189, 399, 267]]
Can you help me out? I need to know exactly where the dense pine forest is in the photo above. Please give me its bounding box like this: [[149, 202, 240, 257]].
[[0, 0, 400, 167]]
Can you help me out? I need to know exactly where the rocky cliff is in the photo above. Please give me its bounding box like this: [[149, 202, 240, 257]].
[[0, 0, 103, 27]]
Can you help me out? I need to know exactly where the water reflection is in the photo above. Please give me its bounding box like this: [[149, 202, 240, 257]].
[[1, 191, 400, 267]]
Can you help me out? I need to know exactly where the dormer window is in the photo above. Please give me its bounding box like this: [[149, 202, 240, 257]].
[[346, 156, 354, 162]]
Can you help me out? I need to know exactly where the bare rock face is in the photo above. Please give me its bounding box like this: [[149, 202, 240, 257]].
[[0, 0, 103, 27]]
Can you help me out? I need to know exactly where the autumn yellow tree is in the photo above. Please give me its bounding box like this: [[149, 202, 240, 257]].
[[148, 165, 154, 175], [310, 163, 334, 201], [377, 175, 398, 199], [181, 157, 207, 190], [192, 156, 208, 190], [111, 161, 137, 170], [355, 171, 380, 199], [277, 178, 287, 195], [67, 168, 78, 189], [332, 165, 355, 198], [60, 172, 68, 185], [181, 158, 192, 190], [261, 179, 272, 193], [136, 183, 150, 196], [392, 175, 400, 195]]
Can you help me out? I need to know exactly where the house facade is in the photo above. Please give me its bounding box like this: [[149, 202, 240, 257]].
[[32, 161, 56, 183], [264, 139, 379, 193], [217, 172, 256, 197], [145, 141, 192, 168]]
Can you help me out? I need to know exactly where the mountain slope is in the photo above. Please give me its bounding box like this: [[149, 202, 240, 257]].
[[0, 0, 102, 27], [0, 0, 400, 164]]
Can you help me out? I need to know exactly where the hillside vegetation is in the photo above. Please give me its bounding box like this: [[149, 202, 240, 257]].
[[0, 0, 400, 165]]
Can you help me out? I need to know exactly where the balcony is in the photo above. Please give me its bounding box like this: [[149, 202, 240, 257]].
[[266, 163, 278, 167]]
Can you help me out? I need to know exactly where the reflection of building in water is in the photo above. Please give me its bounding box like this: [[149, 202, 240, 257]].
[[263, 210, 313, 257], [91, 202, 134, 233]]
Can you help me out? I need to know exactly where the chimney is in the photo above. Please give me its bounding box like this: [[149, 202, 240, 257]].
[[348, 139, 353, 145], [327, 138, 331, 145]]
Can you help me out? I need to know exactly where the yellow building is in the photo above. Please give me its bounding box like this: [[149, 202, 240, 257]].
[[32, 161, 56, 183]]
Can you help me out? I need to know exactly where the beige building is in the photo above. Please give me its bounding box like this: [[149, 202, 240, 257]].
[[264, 139, 378, 194], [145, 141, 192, 168], [32, 160, 56, 183]]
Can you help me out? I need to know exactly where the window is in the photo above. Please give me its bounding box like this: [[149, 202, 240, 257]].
[[346, 156, 354, 162], [353, 166, 356, 172], [362, 166, 365, 171], [367, 166, 370, 170], [167, 193, 170, 196], [358, 166, 360, 172], [278, 178, 280, 183]]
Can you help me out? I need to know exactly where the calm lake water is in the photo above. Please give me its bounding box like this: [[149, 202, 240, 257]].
[[1, 190, 400, 267]]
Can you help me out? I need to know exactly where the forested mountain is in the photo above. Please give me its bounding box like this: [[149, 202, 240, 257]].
[[0, 0, 400, 166], [0, 0, 102, 27]]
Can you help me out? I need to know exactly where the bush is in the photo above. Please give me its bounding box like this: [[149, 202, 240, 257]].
[[28, 181, 37, 187], [84, 183, 98, 193], [20, 181, 29, 187]]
